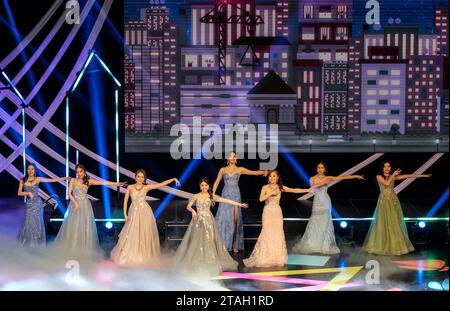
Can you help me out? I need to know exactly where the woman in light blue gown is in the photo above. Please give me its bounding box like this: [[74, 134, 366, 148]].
[[292, 162, 364, 255], [17, 163, 67, 247], [173, 177, 248, 277], [212, 151, 267, 253], [52, 164, 126, 258]]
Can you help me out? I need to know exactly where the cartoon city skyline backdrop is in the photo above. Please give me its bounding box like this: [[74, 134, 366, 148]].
[[123, 0, 449, 141]]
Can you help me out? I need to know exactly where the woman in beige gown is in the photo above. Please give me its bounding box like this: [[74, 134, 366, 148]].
[[244, 170, 313, 268], [111, 169, 180, 266]]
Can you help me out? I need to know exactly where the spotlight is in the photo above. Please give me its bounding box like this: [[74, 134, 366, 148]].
[[411, 221, 430, 244], [427, 281, 443, 290], [337, 220, 354, 245], [105, 221, 113, 229]]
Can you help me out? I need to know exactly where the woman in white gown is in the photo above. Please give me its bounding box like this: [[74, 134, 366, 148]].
[[111, 169, 180, 266], [292, 162, 364, 255]]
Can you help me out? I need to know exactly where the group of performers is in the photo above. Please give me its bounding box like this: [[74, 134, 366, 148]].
[[16, 152, 431, 276]]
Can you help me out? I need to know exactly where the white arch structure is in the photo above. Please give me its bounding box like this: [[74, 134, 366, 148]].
[[0, 0, 192, 207]]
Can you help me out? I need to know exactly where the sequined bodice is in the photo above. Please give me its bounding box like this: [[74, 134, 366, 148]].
[[316, 185, 329, 196], [23, 183, 41, 203], [24, 183, 40, 195], [265, 193, 281, 206], [130, 187, 147, 201], [73, 183, 89, 200], [192, 196, 216, 217], [129, 187, 149, 211], [223, 173, 240, 188], [378, 179, 395, 194]]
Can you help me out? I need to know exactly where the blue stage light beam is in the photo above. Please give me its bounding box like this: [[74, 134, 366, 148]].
[[65, 97, 69, 199], [279, 147, 309, 184], [155, 156, 203, 218], [426, 188, 449, 217], [88, 70, 111, 218]]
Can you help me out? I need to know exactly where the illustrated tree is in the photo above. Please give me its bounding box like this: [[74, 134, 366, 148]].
[[389, 123, 400, 140], [153, 123, 162, 140]]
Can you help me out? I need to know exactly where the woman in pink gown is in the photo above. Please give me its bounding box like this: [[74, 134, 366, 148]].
[[244, 170, 312, 268]]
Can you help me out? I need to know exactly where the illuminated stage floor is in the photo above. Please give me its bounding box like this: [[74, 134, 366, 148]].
[[0, 240, 447, 291], [213, 245, 449, 291], [0, 206, 447, 291]]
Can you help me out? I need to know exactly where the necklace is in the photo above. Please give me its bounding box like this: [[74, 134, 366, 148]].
[[135, 184, 144, 191], [26, 177, 36, 185]]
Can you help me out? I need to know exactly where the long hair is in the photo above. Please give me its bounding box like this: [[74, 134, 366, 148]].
[[135, 169, 147, 184], [22, 163, 37, 183], [316, 161, 327, 175], [75, 163, 90, 185], [268, 170, 284, 192], [378, 161, 392, 180], [199, 177, 214, 201], [225, 151, 237, 166]]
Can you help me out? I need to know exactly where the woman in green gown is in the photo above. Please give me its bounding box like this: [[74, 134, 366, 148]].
[[363, 161, 431, 256]]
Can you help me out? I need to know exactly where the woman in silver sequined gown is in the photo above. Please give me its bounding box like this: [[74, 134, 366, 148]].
[[17, 164, 67, 247], [173, 177, 248, 276]]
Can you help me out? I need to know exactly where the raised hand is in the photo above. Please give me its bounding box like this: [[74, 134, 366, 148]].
[[262, 170, 269, 177], [173, 178, 181, 186], [393, 168, 402, 177], [271, 188, 281, 196]]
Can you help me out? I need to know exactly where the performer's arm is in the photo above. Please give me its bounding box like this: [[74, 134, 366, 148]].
[[212, 168, 223, 195], [145, 178, 180, 191]]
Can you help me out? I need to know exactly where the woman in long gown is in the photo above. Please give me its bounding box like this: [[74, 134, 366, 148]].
[[111, 169, 180, 266], [173, 177, 248, 277], [292, 162, 364, 255], [243, 170, 313, 268], [17, 163, 67, 247], [212, 151, 268, 253], [52, 164, 126, 258], [363, 161, 431, 256]]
